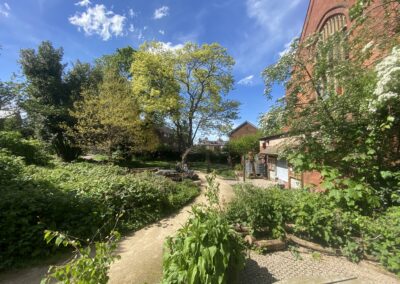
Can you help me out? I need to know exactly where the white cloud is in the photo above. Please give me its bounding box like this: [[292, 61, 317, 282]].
[[153, 6, 169, 19], [75, 0, 91, 7], [129, 8, 136, 18], [233, 0, 305, 73], [137, 30, 144, 40], [69, 4, 126, 41], [146, 42, 184, 53], [159, 42, 184, 51], [0, 2, 10, 17], [159, 30, 165, 35], [237, 75, 254, 86], [278, 37, 297, 57], [129, 24, 135, 33], [246, 0, 301, 32]]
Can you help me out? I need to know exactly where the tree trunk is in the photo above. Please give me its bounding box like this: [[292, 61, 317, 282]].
[[181, 147, 192, 166]]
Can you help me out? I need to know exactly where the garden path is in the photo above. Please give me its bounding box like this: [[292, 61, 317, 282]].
[[107, 172, 235, 284]]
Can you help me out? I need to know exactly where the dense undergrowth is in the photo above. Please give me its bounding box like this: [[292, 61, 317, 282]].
[[226, 184, 400, 276], [0, 133, 199, 270]]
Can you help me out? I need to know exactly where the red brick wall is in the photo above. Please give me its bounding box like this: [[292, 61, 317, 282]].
[[303, 171, 323, 191], [300, 0, 356, 42], [229, 123, 258, 140]]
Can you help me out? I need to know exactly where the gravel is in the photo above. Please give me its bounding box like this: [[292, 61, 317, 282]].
[[240, 251, 400, 284]]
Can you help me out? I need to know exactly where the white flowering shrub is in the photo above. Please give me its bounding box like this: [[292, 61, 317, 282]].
[[369, 47, 400, 112]]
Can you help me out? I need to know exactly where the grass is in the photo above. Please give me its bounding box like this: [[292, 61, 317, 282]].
[[84, 154, 236, 178], [190, 162, 235, 179]]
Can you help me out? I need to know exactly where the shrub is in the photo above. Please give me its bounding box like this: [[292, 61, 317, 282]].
[[362, 207, 400, 276], [0, 131, 50, 165], [291, 192, 362, 247], [163, 207, 245, 284], [0, 149, 24, 182], [41, 230, 121, 284], [226, 184, 400, 275], [162, 173, 246, 284], [0, 157, 199, 269], [226, 184, 295, 238]]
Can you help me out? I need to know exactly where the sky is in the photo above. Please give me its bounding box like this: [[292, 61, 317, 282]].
[[0, 0, 309, 131]]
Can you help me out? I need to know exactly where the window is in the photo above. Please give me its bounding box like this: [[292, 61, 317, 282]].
[[320, 14, 347, 42], [316, 14, 347, 100]]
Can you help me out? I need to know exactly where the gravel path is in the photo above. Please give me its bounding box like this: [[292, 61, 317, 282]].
[[240, 251, 400, 284]]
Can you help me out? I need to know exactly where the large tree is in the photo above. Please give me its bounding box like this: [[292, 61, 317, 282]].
[[132, 42, 240, 163], [70, 46, 158, 159], [20, 41, 94, 161]]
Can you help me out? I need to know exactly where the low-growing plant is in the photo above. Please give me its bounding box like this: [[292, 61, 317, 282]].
[[0, 131, 50, 165], [0, 153, 199, 269], [361, 206, 400, 275], [162, 173, 246, 284], [41, 230, 120, 284]]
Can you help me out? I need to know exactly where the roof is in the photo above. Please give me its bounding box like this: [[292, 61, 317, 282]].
[[228, 121, 258, 136], [0, 110, 15, 119], [260, 132, 291, 141], [299, 0, 314, 42], [261, 136, 301, 156]]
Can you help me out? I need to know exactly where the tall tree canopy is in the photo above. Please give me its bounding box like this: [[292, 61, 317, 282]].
[[70, 46, 159, 159], [19, 41, 98, 161], [132, 42, 240, 162]]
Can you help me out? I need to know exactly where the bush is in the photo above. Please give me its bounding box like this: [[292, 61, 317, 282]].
[[226, 184, 295, 238], [41, 230, 121, 284], [362, 207, 400, 276], [0, 131, 50, 165], [162, 174, 246, 284], [163, 207, 245, 284], [0, 156, 199, 269], [226, 184, 400, 275]]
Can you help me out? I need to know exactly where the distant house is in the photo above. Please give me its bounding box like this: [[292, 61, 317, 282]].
[[198, 138, 226, 152], [157, 126, 178, 150], [228, 121, 258, 140]]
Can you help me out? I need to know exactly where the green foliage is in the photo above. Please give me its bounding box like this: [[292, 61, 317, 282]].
[[225, 132, 261, 158], [70, 65, 158, 159], [0, 149, 24, 182], [261, 2, 400, 206], [0, 152, 199, 269], [362, 207, 400, 275], [0, 131, 49, 165], [41, 230, 121, 284], [19, 41, 86, 161], [132, 42, 240, 157], [163, 207, 245, 284], [226, 184, 293, 238], [226, 184, 400, 275], [162, 173, 246, 284]]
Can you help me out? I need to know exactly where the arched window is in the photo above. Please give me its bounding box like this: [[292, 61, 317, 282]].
[[320, 14, 347, 42], [316, 14, 347, 100]]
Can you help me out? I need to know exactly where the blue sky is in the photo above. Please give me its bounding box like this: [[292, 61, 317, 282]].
[[0, 0, 308, 130]]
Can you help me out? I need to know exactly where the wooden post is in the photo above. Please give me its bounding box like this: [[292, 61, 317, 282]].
[[242, 155, 246, 182]]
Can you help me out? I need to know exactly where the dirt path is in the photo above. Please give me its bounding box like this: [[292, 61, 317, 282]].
[[107, 173, 235, 284]]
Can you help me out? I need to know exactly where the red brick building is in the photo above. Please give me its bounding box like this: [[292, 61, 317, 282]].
[[229, 121, 258, 140], [259, 0, 394, 189]]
